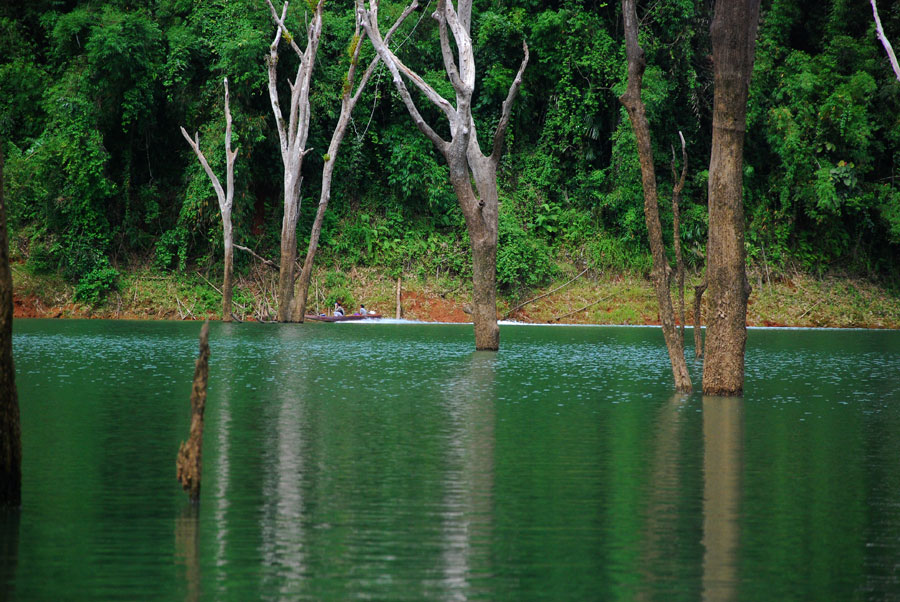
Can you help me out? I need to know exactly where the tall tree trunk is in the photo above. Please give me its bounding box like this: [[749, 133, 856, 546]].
[[620, 0, 691, 392], [0, 144, 21, 508], [222, 236, 233, 321], [453, 154, 500, 349], [702, 0, 760, 397]]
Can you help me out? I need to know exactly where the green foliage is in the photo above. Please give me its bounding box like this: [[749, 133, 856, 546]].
[[2, 0, 898, 294], [496, 211, 557, 292], [74, 265, 119, 305]]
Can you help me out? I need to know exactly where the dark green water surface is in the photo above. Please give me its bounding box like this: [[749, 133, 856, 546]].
[[3, 319, 900, 600]]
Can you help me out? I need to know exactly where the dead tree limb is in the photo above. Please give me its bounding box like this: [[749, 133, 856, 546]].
[[234, 244, 278, 269], [871, 0, 900, 81], [180, 78, 238, 322], [548, 292, 616, 323], [265, 0, 324, 322], [292, 2, 419, 321], [671, 131, 688, 340], [177, 321, 210, 503], [504, 267, 590, 320]]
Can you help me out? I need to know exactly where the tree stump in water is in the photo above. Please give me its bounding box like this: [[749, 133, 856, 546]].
[[177, 321, 210, 503]]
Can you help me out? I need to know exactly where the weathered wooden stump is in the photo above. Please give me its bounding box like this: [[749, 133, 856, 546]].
[[176, 321, 210, 503]]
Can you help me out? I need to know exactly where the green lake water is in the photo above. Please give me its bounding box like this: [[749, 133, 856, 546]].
[[2, 319, 900, 600]]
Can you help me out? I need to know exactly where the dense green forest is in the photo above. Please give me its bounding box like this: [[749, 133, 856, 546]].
[[1, 0, 899, 304]]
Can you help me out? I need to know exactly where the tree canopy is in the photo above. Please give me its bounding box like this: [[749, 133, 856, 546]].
[[2, 0, 899, 302]]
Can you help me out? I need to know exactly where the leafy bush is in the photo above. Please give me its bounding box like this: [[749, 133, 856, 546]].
[[496, 211, 557, 291], [74, 265, 119, 305]]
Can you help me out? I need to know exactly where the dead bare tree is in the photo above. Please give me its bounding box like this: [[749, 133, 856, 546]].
[[620, 0, 692, 392], [265, 0, 324, 322], [180, 78, 238, 322], [359, 0, 529, 350], [0, 143, 21, 508], [292, 4, 419, 321], [871, 0, 900, 81], [702, 0, 761, 396]]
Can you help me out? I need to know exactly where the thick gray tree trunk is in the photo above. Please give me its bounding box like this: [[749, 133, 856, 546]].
[[0, 143, 21, 508], [292, 6, 418, 321], [360, 0, 528, 350], [702, 0, 760, 397], [180, 78, 238, 322], [620, 0, 691, 392], [265, 0, 323, 322]]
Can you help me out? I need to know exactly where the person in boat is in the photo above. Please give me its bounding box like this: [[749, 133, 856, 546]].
[[334, 302, 345, 317], [359, 304, 367, 316]]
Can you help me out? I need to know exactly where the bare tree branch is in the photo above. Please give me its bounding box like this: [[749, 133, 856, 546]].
[[490, 40, 529, 163], [434, 0, 464, 91], [871, 0, 900, 81], [359, 0, 453, 148]]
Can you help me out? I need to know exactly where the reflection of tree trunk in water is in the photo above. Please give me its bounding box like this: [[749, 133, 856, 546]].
[[175, 505, 201, 602], [638, 394, 688, 596], [260, 328, 307, 593], [0, 509, 19, 599], [702, 396, 743, 601], [439, 351, 497, 597], [213, 324, 234, 593]]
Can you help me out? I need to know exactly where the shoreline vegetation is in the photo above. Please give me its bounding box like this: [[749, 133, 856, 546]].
[[12, 261, 900, 329]]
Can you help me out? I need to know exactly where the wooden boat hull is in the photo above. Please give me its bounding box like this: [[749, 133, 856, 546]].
[[304, 314, 383, 322]]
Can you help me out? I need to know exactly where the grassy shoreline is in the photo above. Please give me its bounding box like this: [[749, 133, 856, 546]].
[[11, 262, 900, 329]]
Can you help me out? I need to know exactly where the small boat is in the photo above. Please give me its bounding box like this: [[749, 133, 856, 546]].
[[304, 313, 383, 322]]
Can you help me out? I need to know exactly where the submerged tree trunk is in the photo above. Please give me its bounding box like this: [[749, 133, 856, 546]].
[[360, 0, 528, 350], [702, 0, 760, 397], [176, 321, 210, 503], [620, 0, 691, 392], [180, 78, 238, 322], [0, 144, 21, 508]]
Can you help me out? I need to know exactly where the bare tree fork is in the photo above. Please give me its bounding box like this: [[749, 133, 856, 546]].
[[620, 0, 692, 393], [180, 78, 238, 322], [548, 292, 616, 323], [694, 278, 706, 359], [871, 0, 900, 81], [176, 321, 210, 503], [504, 267, 590, 320], [265, 0, 324, 322], [0, 144, 21, 508], [671, 131, 688, 340], [292, 4, 419, 321], [702, 0, 760, 397], [359, 0, 529, 350]]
